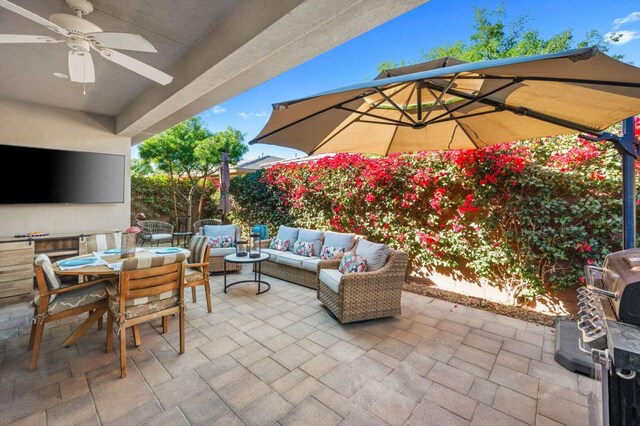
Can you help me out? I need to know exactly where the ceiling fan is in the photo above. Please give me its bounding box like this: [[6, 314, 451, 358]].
[[0, 0, 173, 87]]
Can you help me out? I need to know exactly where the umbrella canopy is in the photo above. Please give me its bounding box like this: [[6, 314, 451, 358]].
[[218, 152, 231, 219], [250, 47, 640, 155]]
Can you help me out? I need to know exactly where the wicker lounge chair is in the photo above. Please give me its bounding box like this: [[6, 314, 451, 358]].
[[317, 249, 409, 323], [138, 220, 173, 246], [193, 219, 222, 235]]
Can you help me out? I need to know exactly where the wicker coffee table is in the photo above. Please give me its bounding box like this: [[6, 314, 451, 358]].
[[223, 253, 271, 294]]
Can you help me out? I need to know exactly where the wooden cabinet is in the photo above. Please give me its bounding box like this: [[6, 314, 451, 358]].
[[0, 230, 117, 305], [0, 241, 34, 300]]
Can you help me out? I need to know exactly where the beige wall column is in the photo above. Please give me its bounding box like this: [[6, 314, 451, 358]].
[[0, 98, 131, 236]]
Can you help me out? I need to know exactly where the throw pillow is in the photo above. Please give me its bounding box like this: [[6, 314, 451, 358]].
[[338, 252, 367, 274], [320, 245, 345, 260], [269, 237, 290, 252], [292, 240, 314, 257], [297, 229, 324, 256], [276, 225, 299, 250], [210, 235, 235, 248], [355, 239, 389, 271]]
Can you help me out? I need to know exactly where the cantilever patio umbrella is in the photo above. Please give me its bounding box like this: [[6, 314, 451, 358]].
[[218, 152, 231, 224], [250, 47, 640, 248]]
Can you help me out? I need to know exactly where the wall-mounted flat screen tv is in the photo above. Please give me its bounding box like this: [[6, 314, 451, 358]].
[[0, 145, 125, 204]]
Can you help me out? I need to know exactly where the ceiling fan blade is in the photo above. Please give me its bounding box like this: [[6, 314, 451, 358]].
[[68, 50, 95, 83], [0, 0, 68, 35], [0, 34, 62, 43], [99, 49, 173, 85], [88, 32, 157, 53]]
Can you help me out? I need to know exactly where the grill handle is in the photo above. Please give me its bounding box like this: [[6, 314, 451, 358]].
[[584, 265, 619, 301]]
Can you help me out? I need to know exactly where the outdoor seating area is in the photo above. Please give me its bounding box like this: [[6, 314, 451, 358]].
[[0, 266, 595, 425]]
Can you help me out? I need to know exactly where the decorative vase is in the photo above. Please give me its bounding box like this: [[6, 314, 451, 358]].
[[121, 232, 136, 258]]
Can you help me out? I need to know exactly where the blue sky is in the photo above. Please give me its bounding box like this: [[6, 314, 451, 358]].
[[138, 0, 640, 162]]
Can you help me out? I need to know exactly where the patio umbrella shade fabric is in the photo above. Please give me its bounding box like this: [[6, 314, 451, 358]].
[[249, 47, 640, 155], [218, 152, 231, 218]]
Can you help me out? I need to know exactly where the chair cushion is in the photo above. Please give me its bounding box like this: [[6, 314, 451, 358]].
[[275, 251, 316, 269], [150, 233, 172, 241], [319, 269, 343, 293], [34, 254, 62, 303], [355, 239, 389, 271], [324, 231, 356, 251], [301, 258, 320, 272], [276, 225, 299, 251], [106, 284, 179, 320], [292, 240, 314, 257], [48, 284, 107, 314], [185, 266, 204, 283], [320, 245, 345, 260], [297, 229, 324, 257], [87, 233, 121, 253], [203, 225, 240, 240], [338, 253, 367, 274], [188, 235, 210, 271], [210, 247, 236, 257]]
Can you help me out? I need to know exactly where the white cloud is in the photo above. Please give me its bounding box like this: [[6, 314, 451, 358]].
[[239, 111, 269, 119], [211, 105, 226, 114], [605, 30, 640, 45], [613, 11, 640, 29]]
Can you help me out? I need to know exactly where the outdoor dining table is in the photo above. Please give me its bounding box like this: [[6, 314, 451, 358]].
[[51, 247, 190, 346]]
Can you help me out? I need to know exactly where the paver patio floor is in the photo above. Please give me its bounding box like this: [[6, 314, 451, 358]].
[[0, 267, 599, 425]]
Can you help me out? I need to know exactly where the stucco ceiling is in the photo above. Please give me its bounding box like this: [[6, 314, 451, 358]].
[[0, 0, 238, 115]]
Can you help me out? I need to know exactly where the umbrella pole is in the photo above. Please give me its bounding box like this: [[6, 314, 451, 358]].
[[620, 117, 637, 250]]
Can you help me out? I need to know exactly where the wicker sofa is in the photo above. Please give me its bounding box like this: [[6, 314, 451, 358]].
[[317, 249, 409, 323], [258, 227, 357, 290]]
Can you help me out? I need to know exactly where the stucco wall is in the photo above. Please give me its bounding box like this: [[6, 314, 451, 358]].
[[0, 98, 131, 237]]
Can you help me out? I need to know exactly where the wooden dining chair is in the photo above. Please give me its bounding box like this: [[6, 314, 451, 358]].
[[106, 253, 187, 378], [184, 235, 212, 312], [30, 254, 111, 371], [81, 232, 122, 254]]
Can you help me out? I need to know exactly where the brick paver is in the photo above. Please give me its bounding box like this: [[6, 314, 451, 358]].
[[0, 267, 595, 425]]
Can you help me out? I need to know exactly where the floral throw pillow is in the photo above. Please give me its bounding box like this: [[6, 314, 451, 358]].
[[269, 237, 290, 252], [210, 235, 235, 248], [320, 245, 345, 260], [292, 241, 314, 257], [338, 252, 367, 274]]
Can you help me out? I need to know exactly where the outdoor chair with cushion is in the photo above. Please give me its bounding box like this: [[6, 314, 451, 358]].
[[30, 254, 111, 371], [201, 224, 242, 273], [317, 241, 409, 323], [193, 218, 222, 235], [79, 232, 121, 254], [105, 253, 187, 378], [138, 220, 173, 246], [184, 235, 212, 312]]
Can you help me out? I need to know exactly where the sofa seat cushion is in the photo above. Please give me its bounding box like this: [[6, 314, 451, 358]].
[[319, 269, 343, 293], [275, 251, 318, 269], [48, 284, 107, 314], [209, 247, 236, 257], [262, 248, 281, 262], [301, 258, 321, 272]]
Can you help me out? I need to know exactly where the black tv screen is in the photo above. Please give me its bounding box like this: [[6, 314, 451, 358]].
[[0, 145, 125, 204]]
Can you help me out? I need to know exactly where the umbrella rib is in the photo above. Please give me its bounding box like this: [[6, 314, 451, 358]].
[[431, 83, 604, 135], [468, 75, 640, 88], [425, 85, 482, 149], [337, 106, 408, 126], [384, 125, 400, 156], [422, 79, 520, 126], [374, 87, 417, 125], [421, 73, 460, 124]]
